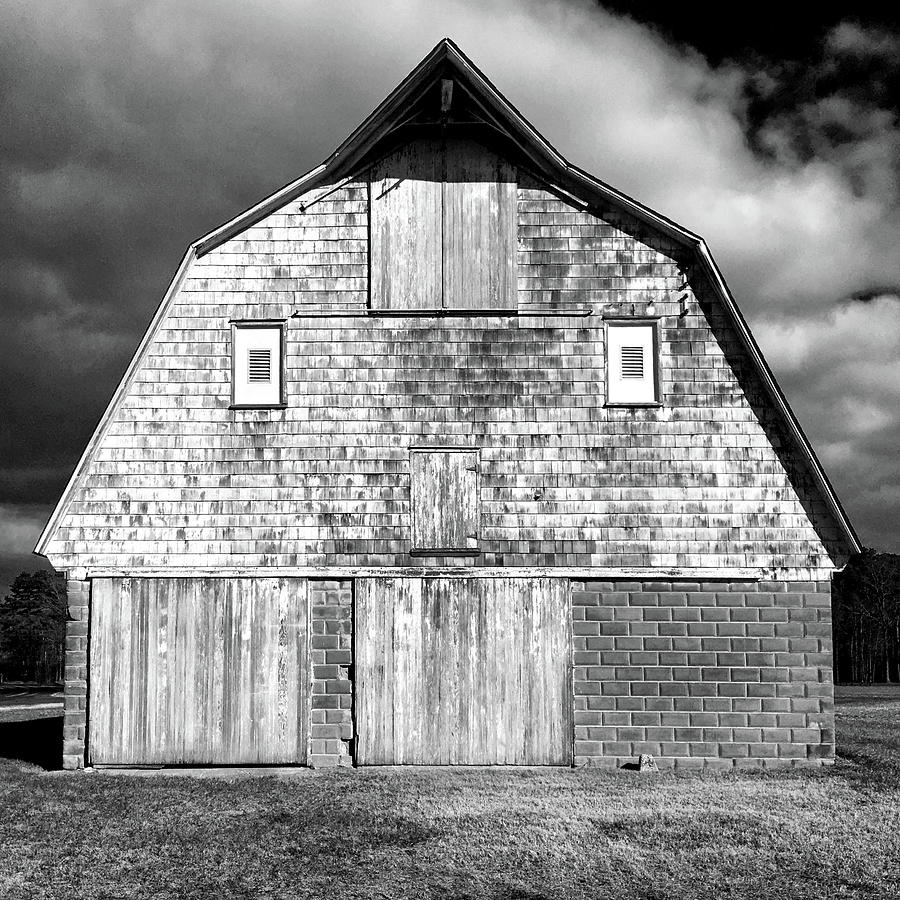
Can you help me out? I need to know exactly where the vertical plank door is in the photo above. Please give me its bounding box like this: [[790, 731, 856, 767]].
[[369, 137, 443, 310], [355, 576, 571, 765], [88, 577, 309, 765], [409, 449, 479, 552], [443, 137, 517, 310]]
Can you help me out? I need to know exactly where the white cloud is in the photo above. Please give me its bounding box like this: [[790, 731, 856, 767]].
[[0, 504, 49, 553]]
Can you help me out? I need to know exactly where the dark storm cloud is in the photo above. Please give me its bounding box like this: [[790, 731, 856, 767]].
[[1, 0, 898, 593]]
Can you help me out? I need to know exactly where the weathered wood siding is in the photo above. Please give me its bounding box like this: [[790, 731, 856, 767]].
[[89, 577, 309, 765], [443, 138, 517, 308], [410, 449, 479, 551], [43, 154, 850, 578], [370, 137, 516, 309], [355, 576, 571, 764], [370, 139, 442, 310]]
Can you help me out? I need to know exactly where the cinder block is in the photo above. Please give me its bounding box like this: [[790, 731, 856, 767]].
[[778, 744, 807, 759]]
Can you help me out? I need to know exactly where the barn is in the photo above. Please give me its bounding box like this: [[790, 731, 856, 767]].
[[36, 39, 860, 771]]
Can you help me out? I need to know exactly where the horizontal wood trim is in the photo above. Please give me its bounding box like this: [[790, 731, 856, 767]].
[[368, 308, 519, 317], [601, 315, 663, 323], [408, 549, 482, 558], [228, 404, 289, 410], [288, 308, 594, 318], [604, 402, 664, 409], [82, 567, 764, 580], [409, 445, 481, 451]]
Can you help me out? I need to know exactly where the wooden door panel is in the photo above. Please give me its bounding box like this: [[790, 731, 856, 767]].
[[356, 576, 571, 765], [370, 136, 517, 311], [443, 138, 517, 309], [89, 577, 308, 765], [410, 449, 479, 551], [369, 138, 443, 309]]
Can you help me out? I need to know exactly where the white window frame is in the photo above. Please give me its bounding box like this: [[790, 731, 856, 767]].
[[604, 318, 661, 407], [230, 320, 286, 409]]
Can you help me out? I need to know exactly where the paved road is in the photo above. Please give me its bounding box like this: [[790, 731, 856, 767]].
[[834, 684, 900, 703], [0, 687, 64, 723]]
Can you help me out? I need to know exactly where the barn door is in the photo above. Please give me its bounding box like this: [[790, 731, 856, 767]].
[[369, 136, 517, 310], [355, 576, 572, 765], [442, 137, 517, 309], [410, 449, 479, 553], [88, 578, 309, 765], [369, 138, 443, 310]]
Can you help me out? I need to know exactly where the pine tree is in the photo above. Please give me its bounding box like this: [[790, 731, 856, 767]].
[[0, 571, 68, 683]]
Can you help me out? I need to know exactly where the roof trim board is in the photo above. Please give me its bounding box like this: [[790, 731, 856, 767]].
[[79, 567, 764, 580], [33, 37, 862, 560]]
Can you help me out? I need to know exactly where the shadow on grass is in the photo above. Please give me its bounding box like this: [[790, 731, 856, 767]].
[[0, 715, 63, 770]]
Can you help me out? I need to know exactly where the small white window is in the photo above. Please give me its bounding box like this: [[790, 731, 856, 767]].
[[231, 322, 284, 407], [606, 321, 659, 405]]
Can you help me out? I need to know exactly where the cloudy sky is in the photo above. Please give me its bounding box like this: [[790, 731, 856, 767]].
[[2, 0, 899, 593]]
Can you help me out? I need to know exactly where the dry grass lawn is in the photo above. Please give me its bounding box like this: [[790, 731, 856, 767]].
[[1, 688, 898, 899]]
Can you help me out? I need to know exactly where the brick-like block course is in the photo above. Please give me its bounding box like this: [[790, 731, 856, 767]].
[[63, 578, 90, 770], [309, 580, 353, 768], [572, 579, 834, 769]]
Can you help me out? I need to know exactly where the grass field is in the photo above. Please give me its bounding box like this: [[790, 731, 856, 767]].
[[1, 688, 898, 900]]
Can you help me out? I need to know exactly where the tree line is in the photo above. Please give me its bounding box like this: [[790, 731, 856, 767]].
[[833, 549, 900, 684], [1, 553, 899, 684], [0, 571, 67, 683]]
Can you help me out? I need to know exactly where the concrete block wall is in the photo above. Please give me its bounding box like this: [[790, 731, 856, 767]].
[[62, 578, 90, 770], [572, 579, 835, 769], [309, 579, 354, 767]]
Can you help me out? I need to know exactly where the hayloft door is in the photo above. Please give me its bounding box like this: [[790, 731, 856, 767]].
[[409, 448, 479, 554], [355, 576, 572, 765]]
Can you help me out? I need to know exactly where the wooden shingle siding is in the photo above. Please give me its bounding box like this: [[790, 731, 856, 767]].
[[517, 176, 682, 312], [193, 185, 369, 316], [43, 173, 846, 579]]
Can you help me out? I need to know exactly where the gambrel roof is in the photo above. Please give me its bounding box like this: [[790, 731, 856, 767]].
[[34, 38, 861, 559]]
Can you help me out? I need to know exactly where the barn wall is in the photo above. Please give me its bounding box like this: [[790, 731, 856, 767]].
[[310, 579, 353, 767], [62, 578, 89, 769], [60, 573, 836, 770], [62, 576, 352, 769], [572, 578, 835, 768], [43, 170, 848, 579]]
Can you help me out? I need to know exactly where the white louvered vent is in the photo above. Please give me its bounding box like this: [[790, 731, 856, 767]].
[[620, 346, 644, 379], [247, 348, 272, 382]]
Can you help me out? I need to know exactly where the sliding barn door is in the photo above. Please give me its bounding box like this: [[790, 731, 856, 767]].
[[89, 578, 309, 765], [356, 576, 571, 765]]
